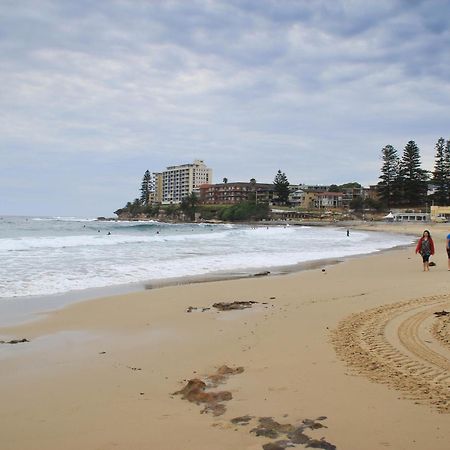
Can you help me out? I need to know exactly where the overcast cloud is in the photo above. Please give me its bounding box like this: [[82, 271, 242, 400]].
[[1, 0, 449, 216]]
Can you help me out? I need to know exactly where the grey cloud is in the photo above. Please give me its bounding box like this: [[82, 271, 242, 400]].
[[1, 0, 449, 215]]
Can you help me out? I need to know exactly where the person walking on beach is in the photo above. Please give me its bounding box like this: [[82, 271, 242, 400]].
[[415, 230, 435, 272], [447, 232, 450, 271]]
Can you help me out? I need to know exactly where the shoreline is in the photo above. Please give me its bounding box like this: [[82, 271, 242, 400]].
[[0, 256, 353, 327], [0, 225, 414, 327], [0, 222, 449, 450]]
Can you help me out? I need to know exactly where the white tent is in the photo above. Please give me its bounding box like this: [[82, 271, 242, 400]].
[[383, 212, 394, 221]]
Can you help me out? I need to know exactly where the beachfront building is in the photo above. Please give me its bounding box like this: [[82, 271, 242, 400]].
[[289, 188, 343, 209], [313, 192, 344, 209], [390, 212, 430, 222], [288, 189, 306, 207], [158, 160, 212, 204], [289, 189, 316, 209], [199, 182, 274, 204], [430, 205, 450, 222], [341, 186, 369, 209]]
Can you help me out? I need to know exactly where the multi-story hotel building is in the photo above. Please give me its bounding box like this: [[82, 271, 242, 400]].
[[158, 160, 212, 204]]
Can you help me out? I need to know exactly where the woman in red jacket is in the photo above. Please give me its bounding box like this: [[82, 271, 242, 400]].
[[415, 230, 435, 272]]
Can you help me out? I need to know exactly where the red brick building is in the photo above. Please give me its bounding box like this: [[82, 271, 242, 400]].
[[199, 182, 274, 204]]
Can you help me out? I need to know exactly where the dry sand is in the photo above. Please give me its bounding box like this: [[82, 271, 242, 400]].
[[0, 222, 449, 450]]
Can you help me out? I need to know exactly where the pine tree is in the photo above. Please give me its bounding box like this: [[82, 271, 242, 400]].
[[445, 140, 450, 205], [432, 137, 449, 205], [140, 170, 154, 206], [398, 140, 429, 207], [377, 145, 400, 208], [273, 170, 290, 204]]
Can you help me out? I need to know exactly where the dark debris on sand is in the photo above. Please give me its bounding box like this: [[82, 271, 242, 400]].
[[186, 300, 265, 313], [175, 364, 336, 449], [173, 365, 244, 416], [212, 301, 258, 311], [249, 416, 336, 450], [231, 415, 253, 425], [186, 306, 211, 313], [0, 338, 29, 344]]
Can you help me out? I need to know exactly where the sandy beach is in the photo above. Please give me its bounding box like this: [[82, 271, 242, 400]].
[[1, 222, 449, 450]]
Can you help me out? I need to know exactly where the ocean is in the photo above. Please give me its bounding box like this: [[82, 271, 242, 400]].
[[0, 216, 413, 323]]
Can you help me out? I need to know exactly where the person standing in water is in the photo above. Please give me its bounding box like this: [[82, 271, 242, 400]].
[[415, 230, 435, 272]]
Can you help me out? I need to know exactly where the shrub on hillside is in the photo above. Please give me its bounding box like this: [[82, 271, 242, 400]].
[[218, 202, 269, 221]]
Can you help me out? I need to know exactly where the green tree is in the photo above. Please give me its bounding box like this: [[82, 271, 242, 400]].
[[350, 196, 364, 211], [180, 192, 199, 221], [365, 197, 383, 211], [398, 140, 429, 207], [218, 202, 269, 221], [339, 182, 361, 189], [444, 140, 450, 205], [377, 144, 400, 208], [140, 170, 153, 206], [328, 184, 339, 192], [142, 204, 159, 217], [165, 203, 179, 219], [432, 138, 449, 205], [223, 177, 228, 184], [130, 198, 143, 216], [273, 170, 290, 204]]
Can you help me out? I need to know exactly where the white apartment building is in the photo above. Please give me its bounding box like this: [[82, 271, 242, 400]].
[[160, 160, 212, 204]]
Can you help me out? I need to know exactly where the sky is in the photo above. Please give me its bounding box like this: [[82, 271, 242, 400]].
[[1, 0, 450, 217]]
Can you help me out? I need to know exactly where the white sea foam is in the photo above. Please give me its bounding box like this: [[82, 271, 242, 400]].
[[32, 216, 97, 222], [0, 217, 414, 299]]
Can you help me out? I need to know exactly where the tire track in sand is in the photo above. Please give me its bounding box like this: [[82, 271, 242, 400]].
[[331, 294, 450, 413], [431, 313, 450, 352], [398, 308, 450, 382]]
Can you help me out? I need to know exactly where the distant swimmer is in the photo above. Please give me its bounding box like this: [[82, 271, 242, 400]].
[[107, 231, 111, 235]]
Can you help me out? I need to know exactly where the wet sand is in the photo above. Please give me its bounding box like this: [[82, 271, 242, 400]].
[[0, 222, 449, 450]]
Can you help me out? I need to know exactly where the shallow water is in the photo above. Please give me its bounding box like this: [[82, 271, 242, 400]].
[[0, 216, 414, 302]]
